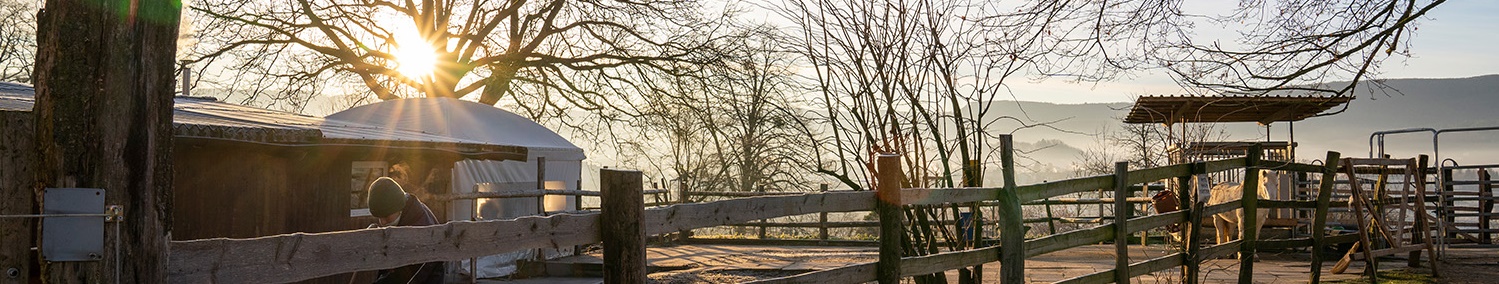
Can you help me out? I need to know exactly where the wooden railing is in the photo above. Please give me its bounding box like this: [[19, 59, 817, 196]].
[[165, 171, 876, 283], [165, 139, 1356, 284], [747, 141, 1355, 284]]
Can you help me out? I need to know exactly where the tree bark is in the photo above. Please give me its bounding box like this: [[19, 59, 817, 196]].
[[31, 0, 179, 282]]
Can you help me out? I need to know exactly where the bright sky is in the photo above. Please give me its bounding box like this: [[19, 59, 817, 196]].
[[719, 1, 1499, 105], [997, 1, 1499, 104], [299, 1, 1499, 113]]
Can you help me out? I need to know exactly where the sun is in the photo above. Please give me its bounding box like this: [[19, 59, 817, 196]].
[[390, 26, 438, 79]]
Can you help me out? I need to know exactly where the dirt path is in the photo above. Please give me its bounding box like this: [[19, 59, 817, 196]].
[[486, 244, 1497, 283]]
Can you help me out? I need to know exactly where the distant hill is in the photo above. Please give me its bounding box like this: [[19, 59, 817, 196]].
[[968, 75, 1499, 181]]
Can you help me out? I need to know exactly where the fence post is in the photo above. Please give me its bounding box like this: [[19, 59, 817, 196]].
[[876, 153, 904, 284], [602, 169, 645, 284], [999, 135, 1024, 283], [677, 182, 692, 242], [964, 158, 985, 284], [819, 184, 830, 244], [1412, 155, 1430, 267], [758, 185, 769, 239], [537, 156, 548, 215], [1113, 161, 1131, 284], [1238, 144, 1262, 283], [1442, 167, 1455, 240], [1480, 168, 1493, 244], [1181, 162, 1205, 284], [1309, 151, 1341, 283]]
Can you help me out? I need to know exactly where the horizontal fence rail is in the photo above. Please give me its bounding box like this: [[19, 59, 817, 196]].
[[168, 213, 603, 283], [754, 148, 1358, 284], [168, 141, 1369, 284]]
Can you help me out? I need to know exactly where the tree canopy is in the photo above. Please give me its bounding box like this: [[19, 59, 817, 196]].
[[186, 0, 725, 110]]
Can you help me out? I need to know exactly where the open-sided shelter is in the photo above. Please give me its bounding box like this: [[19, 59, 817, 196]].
[[1125, 95, 1353, 225]]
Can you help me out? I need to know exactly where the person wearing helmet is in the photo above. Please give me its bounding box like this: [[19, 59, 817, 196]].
[[366, 177, 444, 284]]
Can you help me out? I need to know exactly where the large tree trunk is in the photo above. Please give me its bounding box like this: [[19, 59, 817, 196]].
[[31, 0, 179, 282]]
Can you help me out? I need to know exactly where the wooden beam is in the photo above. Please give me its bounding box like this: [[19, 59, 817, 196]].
[[901, 246, 1001, 277], [1125, 210, 1187, 234], [1113, 162, 1131, 284], [1015, 175, 1113, 204], [641, 191, 874, 236], [745, 262, 877, 284], [1239, 144, 1262, 283], [167, 214, 602, 283], [1253, 160, 1326, 173], [1200, 199, 1242, 219], [1055, 253, 1186, 284], [1258, 105, 1301, 125], [0, 111, 36, 283], [999, 135, 1025, 283], [1180, 162, 1202, 284], [1023, 224, 1114, 258], [901, 187, 996, 206], [601, 169, 646, 284], [875, 154, 903, 284], [1125, 163, 1194, 185], [1168, 100, 1197, 126], [1310, 151, 1342, 283], [1198, 240, 1243, 261]]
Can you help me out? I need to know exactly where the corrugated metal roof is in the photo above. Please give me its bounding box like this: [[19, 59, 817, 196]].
[[0, 82, 32, 95], [0, 84, 527, 159], [1124, 95, 1353, 124], [0, 82, 34, 111]]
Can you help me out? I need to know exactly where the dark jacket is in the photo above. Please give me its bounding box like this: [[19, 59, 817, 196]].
[[374, 194, 445, 284]]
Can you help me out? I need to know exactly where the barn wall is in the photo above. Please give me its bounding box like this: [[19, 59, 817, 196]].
[[171, 142, 294, 240], [287, 146, 355, 233], [0, 110, 37, 283]]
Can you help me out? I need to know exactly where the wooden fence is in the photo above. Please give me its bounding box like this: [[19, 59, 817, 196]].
[[165, 140, 1358, 284], [746, 141, 1358, 284]]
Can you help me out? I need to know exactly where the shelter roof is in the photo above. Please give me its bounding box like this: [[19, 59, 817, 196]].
[[0, 82, 525, 159], [1124, 95, 1353, 125], [326, 98, 585, 161]]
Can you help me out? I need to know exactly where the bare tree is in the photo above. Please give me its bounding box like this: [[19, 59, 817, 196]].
[[0, 0, 35, 83], [1159, 0, 1445, 98], [31, 0, 180, 282], [1111, 119, 1166, 169], [185, 0, 727, 113], [618, 27, 820, 198]]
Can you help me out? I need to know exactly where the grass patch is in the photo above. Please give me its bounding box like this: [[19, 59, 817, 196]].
[[1324, 269, 1435, 284]]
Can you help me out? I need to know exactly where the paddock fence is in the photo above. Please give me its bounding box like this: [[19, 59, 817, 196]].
[[165, 138, 1363, 284]]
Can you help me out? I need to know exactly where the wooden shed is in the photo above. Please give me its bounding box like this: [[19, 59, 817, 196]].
[[0, 82, 529, 282]]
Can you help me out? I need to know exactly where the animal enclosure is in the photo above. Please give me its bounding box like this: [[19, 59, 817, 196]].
[[162, 137, 1391, 284]]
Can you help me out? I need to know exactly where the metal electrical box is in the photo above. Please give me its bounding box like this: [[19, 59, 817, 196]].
[[42, 188, 105, 262]]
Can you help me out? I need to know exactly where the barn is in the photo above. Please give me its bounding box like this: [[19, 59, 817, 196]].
[[0, 82, 582, 281]]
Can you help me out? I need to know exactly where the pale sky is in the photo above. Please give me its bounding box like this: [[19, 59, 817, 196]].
[[996, 1, 1499, 104], [293, 1, 1499, 113]]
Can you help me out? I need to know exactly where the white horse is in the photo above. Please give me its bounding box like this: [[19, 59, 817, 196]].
[[1207, 170, 1284, 256]]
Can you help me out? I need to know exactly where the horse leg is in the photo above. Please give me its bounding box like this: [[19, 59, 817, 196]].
[[1214, 215, 1235, 259]]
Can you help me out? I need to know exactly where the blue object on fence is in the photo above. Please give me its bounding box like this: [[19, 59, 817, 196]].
[[958, 212, 976, 241]]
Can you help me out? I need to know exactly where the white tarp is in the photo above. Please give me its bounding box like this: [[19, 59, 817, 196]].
[[325, 97, 585, 161]]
